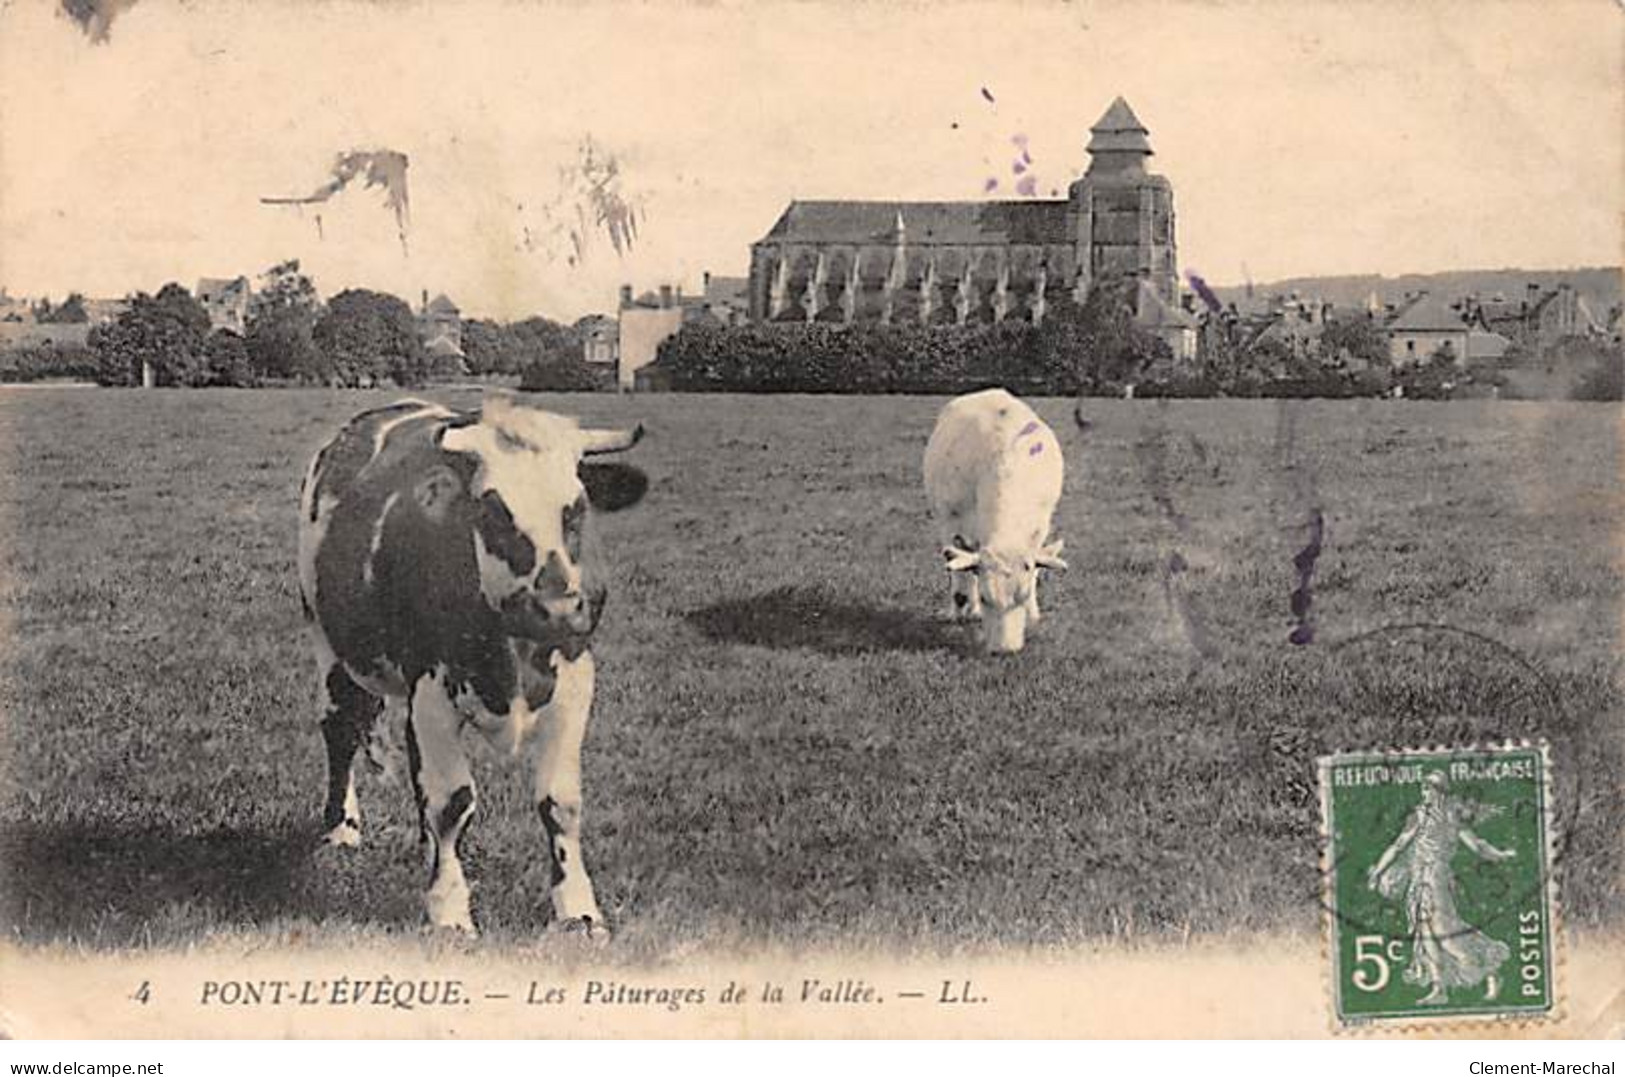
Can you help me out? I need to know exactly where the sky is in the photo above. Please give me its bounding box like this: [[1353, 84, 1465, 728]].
[[0, 0, 1619, 321]]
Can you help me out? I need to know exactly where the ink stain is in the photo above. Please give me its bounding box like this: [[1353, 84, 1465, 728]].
[[984, 178, 1000, 193], [261, 150, 412, 255], [1015, 176, 1038, 197], [981, 87, 996, 103], [523, 136, 647, 268], [60, 0, 139, 43], [1288, 509, 1325, 646], [1135, 424, 1215, 660], [1029, 443, 1044, 457]]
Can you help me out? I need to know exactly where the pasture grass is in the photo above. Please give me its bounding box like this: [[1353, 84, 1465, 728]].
[[0, 388, 1619, 956]]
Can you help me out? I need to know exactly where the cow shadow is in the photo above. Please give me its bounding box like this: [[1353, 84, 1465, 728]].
[[0, 817, 399, 946], [686, 584, 960, 656]]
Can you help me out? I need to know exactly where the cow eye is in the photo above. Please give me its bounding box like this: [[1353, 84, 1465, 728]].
[[478, 491, 537, 576]]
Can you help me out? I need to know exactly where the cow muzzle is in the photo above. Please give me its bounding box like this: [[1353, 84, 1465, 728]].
[[499, 585, 607, 644], [983, 606, 1029, 655]]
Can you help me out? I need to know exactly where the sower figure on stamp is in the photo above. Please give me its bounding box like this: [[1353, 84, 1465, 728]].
[[1366, 771, 1517, 1005]]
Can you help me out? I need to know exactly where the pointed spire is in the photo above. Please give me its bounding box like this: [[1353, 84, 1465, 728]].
[[1087, 95, 1152, 156], [1096, 96, 1145, 132]]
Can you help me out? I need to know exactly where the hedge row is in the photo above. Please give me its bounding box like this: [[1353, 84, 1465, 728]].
[[647, 319, 1147, 396], [0, 343, 101, 383]]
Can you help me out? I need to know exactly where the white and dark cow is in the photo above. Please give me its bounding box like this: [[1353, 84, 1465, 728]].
[[923, 388, 1068, 654], [297, 394, 646, 935]]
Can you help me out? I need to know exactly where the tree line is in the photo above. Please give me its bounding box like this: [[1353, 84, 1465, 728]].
[[67, 261, 601, 389]]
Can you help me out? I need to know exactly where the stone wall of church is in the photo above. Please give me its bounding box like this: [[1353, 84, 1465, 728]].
[[1071, 176, 1177, 306], [749, 241, 1081, 327]]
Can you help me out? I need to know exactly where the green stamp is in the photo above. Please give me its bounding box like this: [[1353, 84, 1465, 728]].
[[1319, 743, 1557, 1027]]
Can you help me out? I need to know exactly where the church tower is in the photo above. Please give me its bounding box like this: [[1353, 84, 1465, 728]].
[[1067, 97, 1179, 306]]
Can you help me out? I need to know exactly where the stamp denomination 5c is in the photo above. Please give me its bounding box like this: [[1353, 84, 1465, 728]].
[[1319, 743, 1557, 1028]]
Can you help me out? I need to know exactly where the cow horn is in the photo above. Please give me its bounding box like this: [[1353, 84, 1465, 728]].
[[580, 424, 645, 456]]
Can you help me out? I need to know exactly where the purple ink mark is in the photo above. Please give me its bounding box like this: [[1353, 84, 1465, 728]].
[[1186, 270, 1222, 313], [983, 177, 999, 193], [1017, 420, 1040, 438], [981, 87, 996, 103], [1029, 443, 1044, 457], [1288, 509, 1325, 646], [1022, 149, 1033, 166], [1012, 159, 1027, 175], [1015, 176, 1038, 197]]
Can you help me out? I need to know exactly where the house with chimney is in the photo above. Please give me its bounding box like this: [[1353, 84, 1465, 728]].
[[1466, 282, 1605, 352], [418, 291, 467, 377], [196, 276, 252, 334], [1133, 279, 1198, 360], [1386, 292, 1470, 366], [576, 314, 619, 367], [615, 274, 747, 390]]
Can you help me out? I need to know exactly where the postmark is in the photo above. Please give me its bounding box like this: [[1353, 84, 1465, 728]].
[[1318, 742, 1558, 1028]]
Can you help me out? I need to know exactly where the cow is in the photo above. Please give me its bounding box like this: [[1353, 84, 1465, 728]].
[[923, 387, 1068, 654], [296, 394, 647, 936]]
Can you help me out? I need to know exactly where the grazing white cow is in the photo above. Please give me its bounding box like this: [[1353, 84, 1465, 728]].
[[297, 394, 647, 936], [923, 387, 1067, 654]]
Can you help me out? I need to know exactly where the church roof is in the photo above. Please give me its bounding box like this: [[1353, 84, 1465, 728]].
[[1087, 96, 1152, 155], [758, 200, 1070, 247]]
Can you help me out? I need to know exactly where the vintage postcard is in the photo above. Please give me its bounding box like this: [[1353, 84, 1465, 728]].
[[0, 0, 1620, 1041]]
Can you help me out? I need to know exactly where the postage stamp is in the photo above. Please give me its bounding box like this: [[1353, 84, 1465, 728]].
[[1318, 742, 1558, 1028]]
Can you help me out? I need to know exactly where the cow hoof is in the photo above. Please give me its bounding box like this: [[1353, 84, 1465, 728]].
[[319, 821, 362, 848], [424, 911, 478, 936], [552, 915, 611, 942], [422, 919, 479, 939]]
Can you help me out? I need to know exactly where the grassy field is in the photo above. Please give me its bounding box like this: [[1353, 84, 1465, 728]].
[[0, 388, 1620, 956]]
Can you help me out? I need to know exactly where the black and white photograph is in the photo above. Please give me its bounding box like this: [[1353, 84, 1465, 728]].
[[0, 0, 1620, 1042]]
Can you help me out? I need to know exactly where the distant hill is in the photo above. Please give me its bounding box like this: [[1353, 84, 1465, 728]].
[[1206, 267, 1621, 315]]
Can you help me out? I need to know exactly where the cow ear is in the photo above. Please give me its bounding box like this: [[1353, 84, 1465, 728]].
[[579, 461, 649, 513], [412, 465, 465, 522], [943, 546, 981, 573], [1036, 540, 1068, 571]]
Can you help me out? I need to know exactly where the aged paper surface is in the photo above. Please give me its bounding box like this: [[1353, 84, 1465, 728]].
[[0, 0, 1620, 1039]]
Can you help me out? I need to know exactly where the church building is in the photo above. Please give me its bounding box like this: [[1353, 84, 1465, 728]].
[[746, 97, 1181, 328]]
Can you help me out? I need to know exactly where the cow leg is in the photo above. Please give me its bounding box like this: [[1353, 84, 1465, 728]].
[[1025, 576, 1041, 625], [319, 662, 382, 848], [532, 649, 607, 935], [407, 673, 477, 933], [953, 571, 983, 622], [942, 529, 980, 622]]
